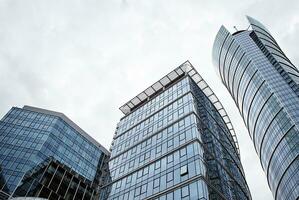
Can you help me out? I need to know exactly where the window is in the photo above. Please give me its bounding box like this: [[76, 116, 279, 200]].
[[144, 119, 150, 125], [116, 145, 122, 152], [177, 98, 183, 105], [139, 155, 145, 163], [167, 139, 173, 148], [180, 148, 186, 157], [158, 110, 164, 117], [148, 126, 153, 133], [156, 145, 162, 154], [141, 142, 146, 149], [137, 170, 143, 178], [136, 124, 141, 131], [167, 104, 173, 112], [180, 165, 188, 176], [181, 185, 189, 198], [155, 160, 161, 169], [159, 101, 164, 107], [143, 129, 148, 136], [179, 133, 185, 142], [167, 126, 173, 135], [157, 133, 162, 141], [119, 165, 125, 173], [122, 152, 128, 159], [167, 172, 173, 182], [134, 187, 141, 197], [153, 178, 160, 189], [126, 176, 132, 184], [141, 184, 147, 194], [143, 166, 149, 175], [130, 146, 136, 154], [137, 115, 142, 121], [146, 109, 151, 116], [158, 120, 163, 128], [146, 138, 151, 146], [129, 160, 134, 168], [167, 154, 173, 164], [179, 120, 185, 128], [167, 114, 173, 122], [116, 181, 121, 189], [166, 192, 174, 199], [123, 192, 129, 199], [145, 151, 151, 160], [134, 135, 139, 142], [178, 108, 184, 116]]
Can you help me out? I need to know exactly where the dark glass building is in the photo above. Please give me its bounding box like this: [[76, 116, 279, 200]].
[[212, 16, 299, 200], [100, 61, 251, 199], [0, 106, 110, 199]]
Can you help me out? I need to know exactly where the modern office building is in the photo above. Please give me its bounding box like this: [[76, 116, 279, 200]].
[[0, 106, 110, 200], [100, 61, 251, 199], [212, 16, 299, 200]]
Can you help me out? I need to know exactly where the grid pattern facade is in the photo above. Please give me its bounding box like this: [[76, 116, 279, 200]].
[[100, 62, 251, 200], [14, 158, 100, 200], [212, 16, 299, 200], [0, 106, 109, 199]]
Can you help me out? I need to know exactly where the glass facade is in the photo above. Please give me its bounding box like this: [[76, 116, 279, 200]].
[[14, 158, 101, 199], [0, 106, 110, 199], [100, 61, 251, 200], [212, 16, 299, 200]]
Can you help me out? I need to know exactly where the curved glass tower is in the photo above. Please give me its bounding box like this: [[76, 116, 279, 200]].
[[100, 61, 251, 200], [212, 16, 299, 200]]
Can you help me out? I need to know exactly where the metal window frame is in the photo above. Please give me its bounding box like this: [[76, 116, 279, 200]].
[[119, 61, 240, 156]]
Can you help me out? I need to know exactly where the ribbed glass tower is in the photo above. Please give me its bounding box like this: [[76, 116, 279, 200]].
[[212, 16, 299, 200], [100, 61, 251, 200], [0, 106, 110, 200]]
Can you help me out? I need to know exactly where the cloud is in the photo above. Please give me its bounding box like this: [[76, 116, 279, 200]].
[[0, 1, 298, 199]]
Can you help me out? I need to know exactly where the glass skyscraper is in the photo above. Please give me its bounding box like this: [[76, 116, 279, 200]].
[[100, 61, 251, 200], [212, 16, 299, 200], [0, 106, 110, 199]]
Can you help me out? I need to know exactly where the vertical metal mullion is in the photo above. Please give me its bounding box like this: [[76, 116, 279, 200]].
[[36, 185, 44, 198], [33, 162, 52, 197], [82, 184, 88, 200], [22, 160, 50, 197], [63, 175, 74, 199], [47, 163, 59, 188], [37, 184, 51, 199], [90, 188, 95, 200], [55, 168, 66, 194], [72, 180, 81, 200]]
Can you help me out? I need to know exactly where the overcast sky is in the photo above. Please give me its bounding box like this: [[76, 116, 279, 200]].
[[1, 0, 298, 199]]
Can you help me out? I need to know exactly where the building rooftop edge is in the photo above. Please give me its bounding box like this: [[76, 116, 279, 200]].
[[22, 105, 110, 155], [119, 60, 240, 157]]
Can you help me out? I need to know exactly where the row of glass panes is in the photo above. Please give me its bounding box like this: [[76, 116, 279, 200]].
[[117, 77, 190, 132], [41, 138, 98, 181], [107, 143, 206, 199], [110, 125, 200, 179], [117, 83, 190, 136], [3, 108, 56, 124], [110, 120, 198, 170], [151, 180, 209, 200], [111, 93, 193, 154], [54, 119, 100, 155]]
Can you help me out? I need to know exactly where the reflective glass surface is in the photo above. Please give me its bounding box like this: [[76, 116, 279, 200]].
[[212, 16, 299, 200], [0, 107, 109, 199], [101, 72, 251, 200]]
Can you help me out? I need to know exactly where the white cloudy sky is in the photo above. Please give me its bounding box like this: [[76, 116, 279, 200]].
[[1, 0, 298, 199]]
